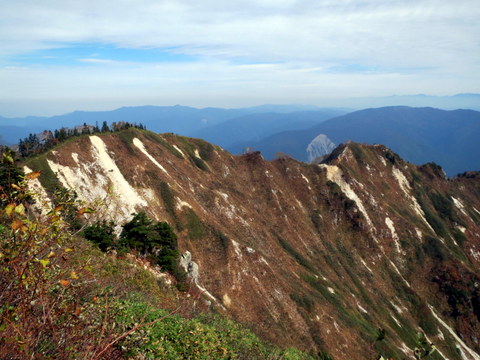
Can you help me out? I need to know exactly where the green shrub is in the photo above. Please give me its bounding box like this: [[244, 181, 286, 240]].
[[213, 228, 230, 250], [51, 187, 84, 230], [119, 212, 179, 273], [385, 151, 399, 165], [177, 137, 210, 171], [0, 149, 24, 197], [192, 155, 208, 171], [82, 220, 116, 251]]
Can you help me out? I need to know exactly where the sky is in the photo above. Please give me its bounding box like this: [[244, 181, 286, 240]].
[[1, 0, 479, 117]]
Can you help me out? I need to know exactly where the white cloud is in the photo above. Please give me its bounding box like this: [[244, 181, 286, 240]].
[[0, 0, 479, 115]]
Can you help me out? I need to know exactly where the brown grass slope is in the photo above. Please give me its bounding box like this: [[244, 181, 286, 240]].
[[27, 129, 480, 360]]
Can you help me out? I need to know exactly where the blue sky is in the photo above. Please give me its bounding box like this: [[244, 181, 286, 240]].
[[1, 0, 479, 116], [11, 44, 196, 66]]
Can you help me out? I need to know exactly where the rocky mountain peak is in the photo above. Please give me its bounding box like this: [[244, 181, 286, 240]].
[[306, 133, 336, 162]]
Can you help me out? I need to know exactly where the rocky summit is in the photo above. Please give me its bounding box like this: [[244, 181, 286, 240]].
[[25, 128, 480, 360], [306, 134, 336, 162]]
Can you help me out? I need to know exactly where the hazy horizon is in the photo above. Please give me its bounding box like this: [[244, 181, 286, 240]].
[[2, 93, 480, 119]]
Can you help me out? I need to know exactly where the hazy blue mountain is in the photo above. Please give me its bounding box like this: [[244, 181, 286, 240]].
[[36, 106, 250, 134], [323, 93, 480, 110], [229, 106, 480, 176], [239, 104, 336, 113], [191, 109, 346, 148], [0, 115, 48, 127], [0, 105, 346, 145], [0, 115, 50, 145], [0, 125, 45, 146], [0, 106, 249, 145]]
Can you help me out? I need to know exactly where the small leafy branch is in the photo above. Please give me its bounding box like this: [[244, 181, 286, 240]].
[[0, 166, 176, 359]]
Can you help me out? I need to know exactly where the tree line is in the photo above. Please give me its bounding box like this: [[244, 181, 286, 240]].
[[17, 121, 146, 158]]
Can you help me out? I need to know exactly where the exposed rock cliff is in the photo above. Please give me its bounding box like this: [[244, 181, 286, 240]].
[[306, 133, 336, 162], [25, 129, 480, 360]]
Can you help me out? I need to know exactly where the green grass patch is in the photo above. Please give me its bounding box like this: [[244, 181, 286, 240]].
[[195, 139, 215, 161], [143, 132, 184, 159], [158, 181, 176, 218], [25, 156, 62, 195], [277, 236, 315, 273], [116, 129, 137, 154], [290, 293, 315, 313], [417, 195, 448, 237], [301, 275, 345, 314], [177, 137, 209, 171], [349, 143, 367, 163], [467, 208, 480, 224], [211, 228, 230, 251], [182, 208, 205, 240], [114, 300, 314, 359], [400, 286, 438, 336], [429, 192, 467, 227], [452, 228, 467, 246], [192, 156, 208, 171]]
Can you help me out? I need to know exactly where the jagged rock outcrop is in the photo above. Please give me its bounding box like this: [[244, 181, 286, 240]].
[[25, 129, 480, 360], [180, 251, 199, 282], [306, 133, 336, 162]]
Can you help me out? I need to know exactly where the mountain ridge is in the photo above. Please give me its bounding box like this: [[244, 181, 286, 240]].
[[22, 129, 480, 359], [0, 104, 344, 146], [229, 106, 480, 176]]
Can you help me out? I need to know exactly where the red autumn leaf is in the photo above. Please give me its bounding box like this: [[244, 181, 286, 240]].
[[59, 279, 70, 287]]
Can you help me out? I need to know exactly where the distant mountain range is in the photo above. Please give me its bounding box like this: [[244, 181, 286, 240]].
[[0, 104, 342, 146], [0, 106, 246, 144], [2, 103, 480, 176], [191, 109, 346, 148], [313, 93, 480, 111], [228, 106, 480, 176]]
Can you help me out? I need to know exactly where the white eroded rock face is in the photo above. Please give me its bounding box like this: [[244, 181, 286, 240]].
[[385, 217, 401, 253], [306, 134, 336, 162], [23, 166, 52, 215], [133, 137, 168, 174], [391, 166, 434, 232], [47, 136, 148, 224], [320, 164, 375, 233]]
